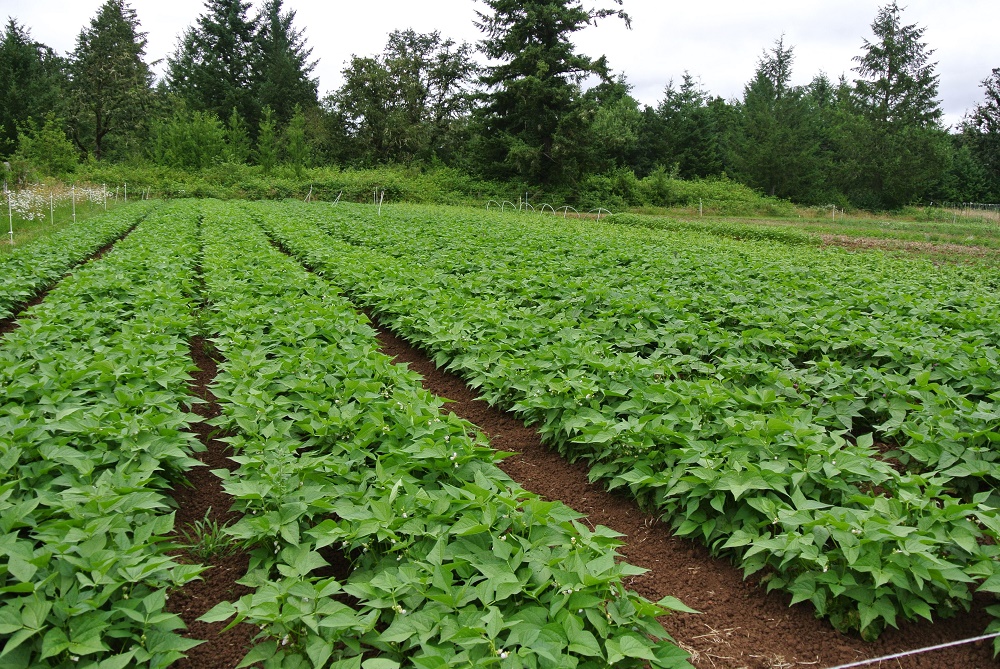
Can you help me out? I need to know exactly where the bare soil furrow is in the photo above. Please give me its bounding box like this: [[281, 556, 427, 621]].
[[167, 335, 257, 669]]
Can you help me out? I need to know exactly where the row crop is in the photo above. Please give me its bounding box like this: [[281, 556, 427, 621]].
[[249, 201, 1000, 643], [194, 199, 694, 669], [0, 202, 204, 668], [0, 201, 153, 321]]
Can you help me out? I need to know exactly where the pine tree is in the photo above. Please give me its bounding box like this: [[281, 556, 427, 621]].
[[474, 0, 630, 185], [66, 0, 153, 160], [253, 0, 318, 126], [849, 1, 949, 207], [962, 68, 1000, 199], [0, 20, 64, 158], [284, 104, 308, 177], [657, 73, 723, 179], [853, 2, 941, 129], [256, 106, 278, 174], [168, 0, 258, 129], [224, 107, 251, 164], [729, 37, 820, 200]]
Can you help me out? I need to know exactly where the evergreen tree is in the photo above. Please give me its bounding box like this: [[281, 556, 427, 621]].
[[66, 0, 153, 160], [800, 72, 854, 204], [656, 73, 723, 179], [168, 0, 258, 129], [256, 106, 278, 174], [729, 37, 820, 200], [284, 104, 308, 177], [0, 20, 64, 158], [962, 68, 1000, 199], [224, 107, 251, 163], [853, 2, 941, 129], [253, 0, 318, 125], [474, 0, 630, 185], [849, 1, 949, 207]]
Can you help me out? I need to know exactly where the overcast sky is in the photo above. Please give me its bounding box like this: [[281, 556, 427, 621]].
[[5, 0, 999, 128]]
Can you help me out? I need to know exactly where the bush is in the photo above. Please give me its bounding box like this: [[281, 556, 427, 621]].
[[72, 162, 504, 206], [578, 168, 643, 210], [11, 113, 77, 179], [149, 109, 227, 169]]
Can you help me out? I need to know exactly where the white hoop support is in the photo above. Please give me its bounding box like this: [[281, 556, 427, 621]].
[[825, 632, 1000, 669]]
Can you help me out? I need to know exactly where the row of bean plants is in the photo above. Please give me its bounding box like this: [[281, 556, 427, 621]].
[[0, 203, 205, 668], [249, 200, 1000, 644], [0, 202, 152, 320], [194, 200, 693, 669]]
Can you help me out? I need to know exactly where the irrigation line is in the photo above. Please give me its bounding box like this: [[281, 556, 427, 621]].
[[824, 632, 1000, 669]]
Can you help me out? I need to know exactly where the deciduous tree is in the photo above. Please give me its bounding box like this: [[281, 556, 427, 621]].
[[329, 30, 477, 165], [12, 113, 77, 177]]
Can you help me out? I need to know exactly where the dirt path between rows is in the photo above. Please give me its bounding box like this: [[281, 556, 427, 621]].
[[819, 233, 1000, 260], [371, 321, 997, 669], [167, 335, 257, 668]]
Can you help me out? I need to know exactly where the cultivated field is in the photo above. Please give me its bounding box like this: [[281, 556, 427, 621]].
[[2, 199, 999, 668]]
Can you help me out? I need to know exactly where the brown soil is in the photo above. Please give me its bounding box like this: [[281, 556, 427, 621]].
[[167, 336, 257, 669], [820, 233, 1000, 261], [371, 321, 998, 669]]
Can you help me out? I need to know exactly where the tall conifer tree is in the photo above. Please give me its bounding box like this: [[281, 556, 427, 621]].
[[167, 0, 258, 128], [474, 0, 630, 185], [849, 1, 948, 207], [253, 0, 318, 125], [0, 20, 63, 157], [66, 0, 152, 160]]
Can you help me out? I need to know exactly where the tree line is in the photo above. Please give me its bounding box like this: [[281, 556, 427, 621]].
[[2, 0, 998, 209]]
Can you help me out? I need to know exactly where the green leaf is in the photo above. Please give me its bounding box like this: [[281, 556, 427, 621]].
[[238, 640, 279, 668], [197, 601, 238, 623], [362, 659, 401, 669], [655, 596, 700, 614]]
